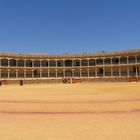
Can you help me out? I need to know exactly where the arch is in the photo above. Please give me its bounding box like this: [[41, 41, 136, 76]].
[[81, 59, 88, 66], [18, 60, 24, 67], [128, 56, 135, 64], [89, 59, 95, 66], [9, 59, 16, 67], [26, 60, 33, 67], [74, 60, 80, 67], [57, 60, 63, 67], [137, 55, 140, 63], [42, 69, 48, 78], [112, 57, 119, 65], [49, 69, 56, 77], [49, 60, 56, 67], [1, 69, 8, 78], [96, 58, 103, 65], [65, 60, 72, 67], [81, 69, 88, 77], [34, 60, 40, 67], [9, 69, 16, 78], [34, 69, 40, 78], [57, 69, 63, 77], [120, 56, 127, 64], [26, 69, 32, 78], [104, 58, 111, 65], [97, 68, 104, 77], [18, 69, 24, 78], [42, 60, 48, 67], [65, 70, 72, 77], [1, 59, 8, 66]]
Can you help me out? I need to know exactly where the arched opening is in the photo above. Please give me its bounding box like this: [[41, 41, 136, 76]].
[[9, 59, 16, 67], [104, 58, 111, 65], [10, 69, 16, 78], [112, 57, 119, 65], [65, 60, 72, 67], [96, 58, 103, 65], [34, 69, 40, 78], [49, 60, 56, 67], [34, 60, 40, 67], [18, 69, 24, 78], [57, 60, 63, 67], [42, 69, 48, 78], [74, 60, 80, 67], [120, 57, 127, 64], [1, 69, 8, 78], [81, 59, 88, 66], [81, 69, 88, 77], [42, 60, 48, 67], [97, 68, 104, 77], [1, 59, 8, 67], [18, 60, 24, 67], [89, 59, 95, 66], [65, 70, 72, 77], [128, 56, 135, 64], [26, 60, 33, 67]]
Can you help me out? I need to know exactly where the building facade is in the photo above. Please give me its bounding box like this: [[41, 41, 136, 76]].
[[0, 49, 140, 81]]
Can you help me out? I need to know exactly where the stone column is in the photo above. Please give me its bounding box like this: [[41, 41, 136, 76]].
[[103, 68, 105, 77], [111, 68, 113, 77], [127, 67, 129, 77], [72, 60, 74, 67], [48, 69, 50, 78], [127, 56, 129, 64], [80, 69, 82, 77], [16, 69, 18, 79], [16, 59, 18, 67], [24, 70, 26, 78], [119, 57, 121, 65], [72, 69, 74, 77], [0, 69, 1, 79], [136, 66, 138, 77], [87, 68, 89, 78], [111, 58, 113, 66], [55, 69, 58, 78], [8, 69, 10, 79], [32, 69, 34, 78], [40, 60, 42, 67], [40, 69, 42, 78], [119, 68, 121, 77], [63, 60, 65, 67], [32, 60, 34, 67], [103, 58, 105, 66], [135, 56, 137, 64], [95, 68, 97, 77], [24, 60, 26, 67], [63, 69, 65, 78], [8, 59, 10, 67], [80, 60, 81, 67], [55, 60, 57, 67], [0, 59, 1, 67]]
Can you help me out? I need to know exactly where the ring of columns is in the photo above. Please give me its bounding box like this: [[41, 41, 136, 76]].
[[0, 51, 140, 79]]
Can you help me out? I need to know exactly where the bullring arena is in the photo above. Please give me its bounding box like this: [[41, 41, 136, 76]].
[[0, 50, 140, 140]]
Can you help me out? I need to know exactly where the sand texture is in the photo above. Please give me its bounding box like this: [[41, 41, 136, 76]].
[[0, 82, 140, 140]]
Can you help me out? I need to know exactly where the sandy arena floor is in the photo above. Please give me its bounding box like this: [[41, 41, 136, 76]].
[[0, 82, 140, 140]]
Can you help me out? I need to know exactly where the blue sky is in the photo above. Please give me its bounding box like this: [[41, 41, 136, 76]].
[[0, 0, 140, 54]]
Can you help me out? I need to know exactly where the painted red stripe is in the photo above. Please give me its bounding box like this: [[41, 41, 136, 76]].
[[0, 98, 140, 104], [0, 109, 140, 115]]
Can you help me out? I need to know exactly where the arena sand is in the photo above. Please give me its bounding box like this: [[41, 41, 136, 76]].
[[0, 82, 140, 140]]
